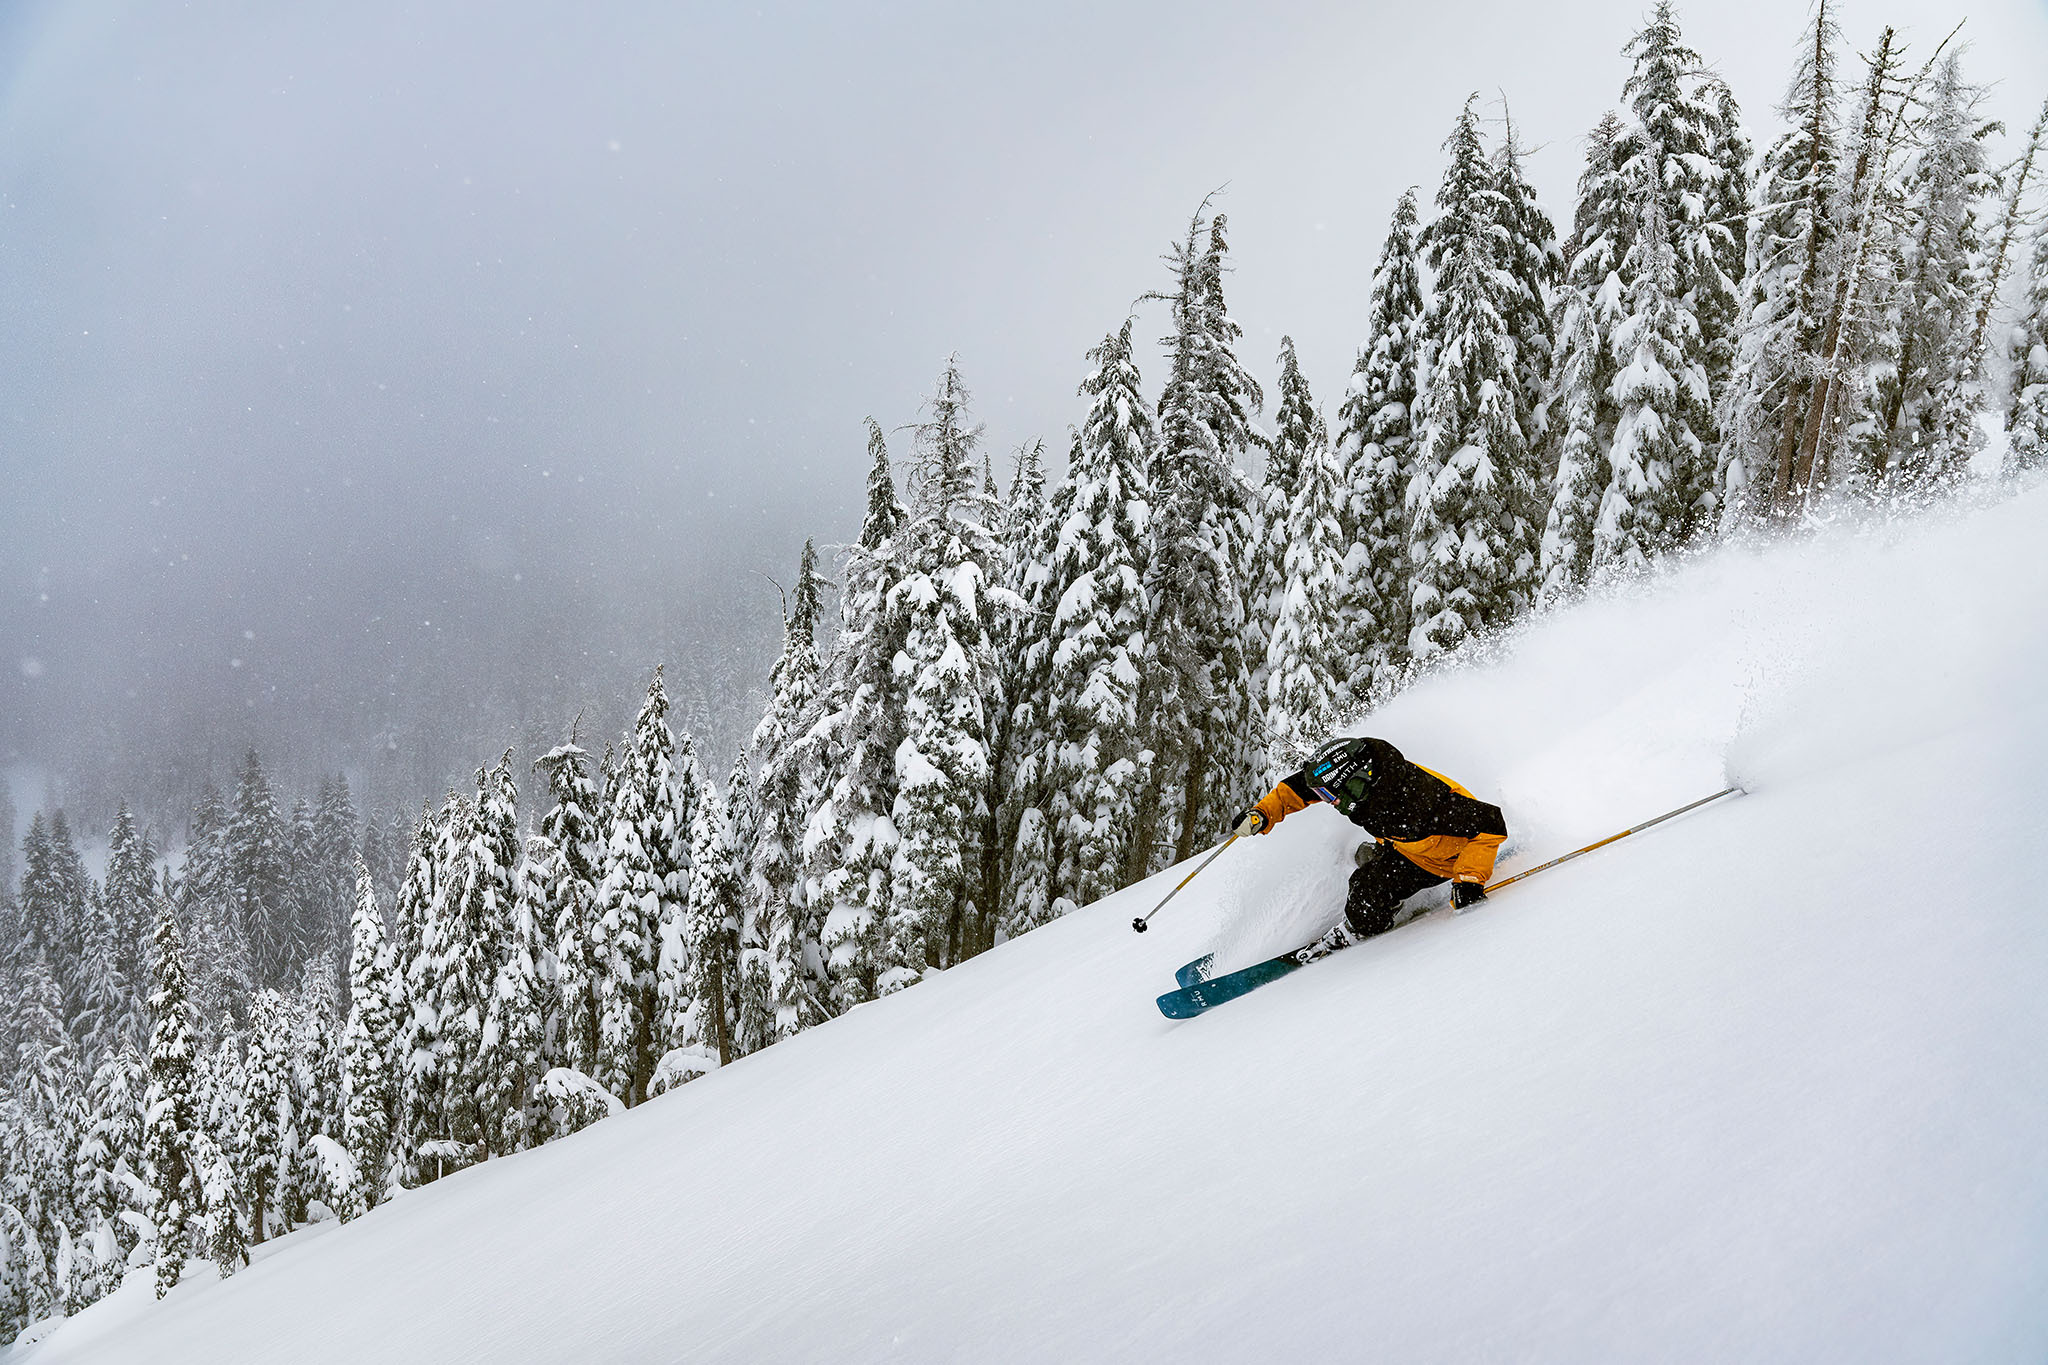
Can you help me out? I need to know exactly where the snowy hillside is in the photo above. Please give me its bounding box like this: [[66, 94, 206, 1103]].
[[21, 483, 2048, 1363]]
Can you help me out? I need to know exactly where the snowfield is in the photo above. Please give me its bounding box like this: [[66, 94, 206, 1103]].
[[18, 482, 2048, 1363]]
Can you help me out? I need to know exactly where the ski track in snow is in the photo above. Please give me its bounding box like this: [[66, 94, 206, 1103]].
[[17, 482, 2048, 1364]]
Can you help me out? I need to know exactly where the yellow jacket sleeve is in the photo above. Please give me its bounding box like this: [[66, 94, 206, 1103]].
[[1252, 781, 1309, 831]]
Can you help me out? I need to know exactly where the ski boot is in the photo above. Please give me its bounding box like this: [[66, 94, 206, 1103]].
[[1293, 922, 1357, 966]]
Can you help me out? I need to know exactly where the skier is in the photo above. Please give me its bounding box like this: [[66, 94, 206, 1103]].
[[1234, 736, 1506, 963]]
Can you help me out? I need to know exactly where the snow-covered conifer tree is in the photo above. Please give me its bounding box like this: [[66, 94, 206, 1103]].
[[531, 742, 602, 1079], [17, 812, 91, 1033], [595, 672, 692, 1103], [238, 988, 301, 1241], [1703, 78, 1754, 402], [653, 725, 706, 1056], [399, 789, 466, 1178], [73, 887, 135, 1067], [191, 1129, 248, 1277], [2010, 222, 2048, 473], [1265, 348, 1348, 765], [291, 954, 342, 1218], [890, 358, 1007, 972], [1869, 51, 1993, 485], [684, 774, 744, 1062], [73, 1046, 146, 1276], [1135, 203, 1265, 875], [750, 544, 823, 1038], [1410, 97, 1537, 658], [1002, 319, 1155, 931], [1617, 0, 1742, 491], [992, 438, 1057, 942], [310, 776, 359, 973], [227, 751, 295, 989], [1494, 107, 1564, 465], [1334, 190, 1424, 696], [341, 858, 400, 1206], [141, 902, 202, 1298], [410, 777, 500, 1154], [808, 422, 914, 1006], [484, 869, 551, 1150], [102, 804, 157, 1029], [1719, 0, 1842, 519], [1541, 113, 1633, 603], [1593, 165, 1709, 578]]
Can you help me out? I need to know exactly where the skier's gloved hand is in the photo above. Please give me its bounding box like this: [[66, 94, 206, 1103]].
[[1232, 808, 1267, 837], [1451, 880, 1486, 910]]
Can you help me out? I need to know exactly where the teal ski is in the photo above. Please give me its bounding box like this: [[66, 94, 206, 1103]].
[[1156, 951, 1307, 1019]]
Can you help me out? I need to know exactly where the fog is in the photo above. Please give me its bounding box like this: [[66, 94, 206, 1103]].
[[4, 0, 2042, 830]]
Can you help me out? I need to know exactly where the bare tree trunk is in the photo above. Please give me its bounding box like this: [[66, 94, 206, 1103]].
[[1791, 28, 1900, 502], [1771, 3, 1838, 516]]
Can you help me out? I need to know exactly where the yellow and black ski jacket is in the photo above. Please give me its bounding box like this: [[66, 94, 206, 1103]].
[[1252, 736, 1507, 885]]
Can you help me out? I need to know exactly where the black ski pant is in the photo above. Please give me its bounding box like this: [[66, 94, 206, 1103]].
[[1345, 844, 1446, 939]]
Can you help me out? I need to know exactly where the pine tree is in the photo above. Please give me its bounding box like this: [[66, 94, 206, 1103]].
[[2010, 222, 2048, 473], [286, 796, 321, 971], [1003, 320, 1155, 933], [238, 988, 301, 1241], [1540, 113, 1634, 603], [73, 1046, 146, 1271], [596, 672, 692, 1104], [991, 438, 1051, 941], [1410, 97, 1536, 658], [430, 761, 518, 1150], [1135, 202, 1266, 878], [310, 776, 360, 979], [1720, 0, 1842, 519], [1265, 346, 1349, 764], [806, 422, 914, 1007], [1781, 25, 1917, 505], [1594, 165, 1709, 577], [18, 812, 92, 1034], [227, 751, 295, 989], [141, 902, 202, 1298], [177, 783, 251, 1040], [1617, 0, 1743, 499], [399, 790, 466, 1179], [3, 983, 85, 1321], [652, 725, 705, 1058], [684, 774, 744, 1063], [73, 884, 134, 1067], [72, 1045, 146, 1298], [534, 742, 603, 1078], [1334, 190, 1424, 697], [190, 1129, 248, 1276], [889, 358, 1006, 973], [750, 544, 823, 1038], [1704, 78, 1754, 403], [723, 755, 775, 1057], [341, 858, 399, 1207], [484, 859, 550, 1151], [103, 803, 158, 1027], [1250, 336, 1317, 714], [1495, 106, 1564, 468], [1865, 50, 1992, 485]]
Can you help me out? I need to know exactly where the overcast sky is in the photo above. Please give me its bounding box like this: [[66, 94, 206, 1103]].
[[3, 0, 2043, 822]]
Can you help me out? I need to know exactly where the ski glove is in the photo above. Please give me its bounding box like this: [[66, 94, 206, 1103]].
[[1451, 880, 1486, 910], [1232, 808, 1267, 837]]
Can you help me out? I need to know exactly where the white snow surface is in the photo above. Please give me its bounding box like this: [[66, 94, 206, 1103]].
[[21, 484, 2048, 1363]]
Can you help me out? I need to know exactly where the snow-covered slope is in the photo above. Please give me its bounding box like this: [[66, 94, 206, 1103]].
[[25, 485, 2048, 1363]]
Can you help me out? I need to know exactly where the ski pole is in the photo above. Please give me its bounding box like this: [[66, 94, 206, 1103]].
[[1131, 823, 1250, 934], [1482, 785, 1743, 896]]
